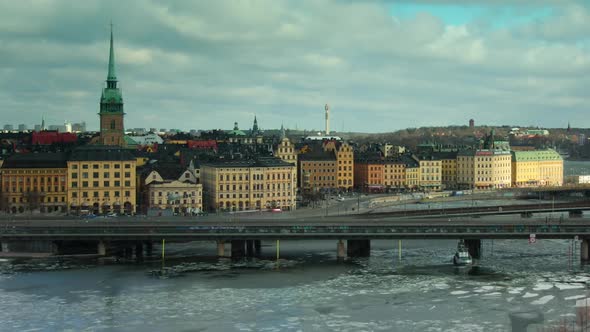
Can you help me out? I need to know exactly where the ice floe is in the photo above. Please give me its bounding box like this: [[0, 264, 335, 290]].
[[531, 295, 554, 305], [523, 292, 538, 298]]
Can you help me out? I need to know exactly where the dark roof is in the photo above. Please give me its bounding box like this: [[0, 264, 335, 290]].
[[298, 150, 336, 161], [69, 146, 135, 161], [2, 152, 68, 169], [202, 157, 294, 168], [431, 151, 458, 159]]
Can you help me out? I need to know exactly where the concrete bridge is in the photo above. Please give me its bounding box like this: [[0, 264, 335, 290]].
[[362, 200, 590, 218], [2, 217, 590, 262]]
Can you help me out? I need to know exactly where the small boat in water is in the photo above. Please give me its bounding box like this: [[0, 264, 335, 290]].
[[453, 240, 472, 266]]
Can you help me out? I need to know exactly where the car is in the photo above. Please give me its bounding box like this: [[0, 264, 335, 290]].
[[337, 197, 345, 201], [270, 208, 282, 212], [107, 213, 117, 217]]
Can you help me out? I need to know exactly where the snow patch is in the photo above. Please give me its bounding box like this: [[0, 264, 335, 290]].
[[531, 295, 554, 305]]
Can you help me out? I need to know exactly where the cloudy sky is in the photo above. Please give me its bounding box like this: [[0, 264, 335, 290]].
[[1, 0, 589, 133]]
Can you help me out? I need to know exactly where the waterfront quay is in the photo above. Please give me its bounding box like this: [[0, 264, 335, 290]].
[[3, 215, 590, 262]]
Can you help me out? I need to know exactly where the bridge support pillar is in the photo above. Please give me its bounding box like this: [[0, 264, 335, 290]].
[[347, 240, 370, 257], [231, 240, 246, 259], [465, 239, 482, 261], [254, 240, 261, 256], [135, 243, 143, 262], [97, 241, 106, 256], [217, 241, 226, 257], [125, 247, 133, 259], [1, 242, 9, 253], [570, 210, 583, 218], [246, 240, 255, 257], [145, 242, 153, 256], [581, 239, 589, 263], [337, 240, 346, 260]]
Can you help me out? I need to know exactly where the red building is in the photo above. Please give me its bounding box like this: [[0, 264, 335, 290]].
[[32, 131, 77, 145]]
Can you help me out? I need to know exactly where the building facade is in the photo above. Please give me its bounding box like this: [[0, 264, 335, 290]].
[[67, 147, 137, 214], [417, 157, 442, 191], [511, 149, 563, 187], [201, 158, 296, 212], [457, 149, 512, 189], [1, 153, 68, 214], [145, 166, 203, 214]]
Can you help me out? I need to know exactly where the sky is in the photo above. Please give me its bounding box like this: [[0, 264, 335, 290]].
[[0, 0, 589, 133]]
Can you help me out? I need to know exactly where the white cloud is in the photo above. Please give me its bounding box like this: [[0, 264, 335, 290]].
[[0, 0, 588, 132]]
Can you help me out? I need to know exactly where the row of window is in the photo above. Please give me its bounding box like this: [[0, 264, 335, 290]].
[[218, 173, 292, 181], [71, 164, 131, 170], [71, 181, 132, 188], [72, 172, 131, 179], [218, 192, 292, 199], [71, 191, 131, 198]]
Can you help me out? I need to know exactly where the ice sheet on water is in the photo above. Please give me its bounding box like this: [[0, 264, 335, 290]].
[[450, 290, 469, 295], [533, 282, 553, 291], [523, 292, 538, 298], [531, 295, 554, 305], [565, 295, 586, 300], [554, 283, 584, 290]]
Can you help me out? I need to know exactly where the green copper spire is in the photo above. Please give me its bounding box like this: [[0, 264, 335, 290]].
[[107, 22, 117, 83]]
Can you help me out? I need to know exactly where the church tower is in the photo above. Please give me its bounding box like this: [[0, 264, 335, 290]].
[[99, 24, 125, 146]]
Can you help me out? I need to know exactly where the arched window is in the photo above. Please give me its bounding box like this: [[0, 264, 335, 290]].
[[110, 120, 116, 130]]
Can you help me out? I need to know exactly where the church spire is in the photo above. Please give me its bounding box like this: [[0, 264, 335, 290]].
[[280, 123, 286, 140], [252, 115, 259, 133], [107, 22, 117, 87]]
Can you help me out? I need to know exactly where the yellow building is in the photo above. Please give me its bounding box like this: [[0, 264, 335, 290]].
[[511, 149, 563, 187], [417, 157, 442, 191], [201, 157, 296, 212], [434, 152, 457, 190], [324, 141, 354, 191], [383, 160, 406, 189], [67, 147, 137, 215], [404, 156, 420, 190], [274, 137, 298, 165], [1, 153, 68, 214], [457, 150, 511, 189]]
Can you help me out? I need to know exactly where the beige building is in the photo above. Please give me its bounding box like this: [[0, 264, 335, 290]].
[[145, 164, 203, 214], [201, 157, 296, 212], [67, 147, 137, 214], [1, 153, 68, 214], [417, 156, 442, 191], [434, 152, 458, 190], [511, 149, 563, 187], [457, 149, 511, 189], [383, 160, 406, 189]]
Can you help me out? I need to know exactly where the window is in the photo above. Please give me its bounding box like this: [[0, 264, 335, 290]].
[[72, 182, 78, 188], [93, 181, 99, 187], [104, 172, 109, 178], [93, 172, 99, 178], [124, 172, 131, 178], [82, 164, 89, 169], [82, 172, 88, 179], [104, 164, 110, 169], [114, 172, 120, 178], [110, 120, 116, 130], [71, 173, 78, 179], [93, 192, 99, 198], [93, 164, 99, 169], [124, 191, 130, 197], [124, 181, 130, 186], [72, 165, 78, 170], [104, 191, 110, 197], [114, 164, 120, 169], [114, 181, 120, 186], [82, 181, 88, 188], [104, 181, 110, 187], [114, 191, 120, 197], [124, 164, 131, 169], [72, 192, 78, 198]]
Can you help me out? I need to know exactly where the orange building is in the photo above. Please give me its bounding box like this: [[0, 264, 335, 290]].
[[354, 160, 384, 192]]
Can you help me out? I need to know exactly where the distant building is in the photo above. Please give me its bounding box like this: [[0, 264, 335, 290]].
[[72, 122, 86, 133], [469, 119, 474, 128], [67, 147, 137, 215], [3, 125, 13, 131], [511, 149, 563, 187], [1, 152, 68, 213], [18, 124, 27, 132], [200, 157, 296, 212]]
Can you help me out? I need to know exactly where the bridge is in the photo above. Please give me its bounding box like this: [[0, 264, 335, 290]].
[[2, 216, 590, 262], [362, 200, 590, 218]]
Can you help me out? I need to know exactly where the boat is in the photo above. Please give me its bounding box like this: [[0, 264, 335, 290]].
[[453, 240, 472, 266]]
